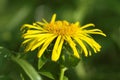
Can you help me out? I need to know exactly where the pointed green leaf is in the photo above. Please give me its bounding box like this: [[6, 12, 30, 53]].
[[0, 46, 12, 73], [12, 56, 42, 80], [39, 71, 55, 80], [39, 61, 60, 80], [38, 56, 48, 70]]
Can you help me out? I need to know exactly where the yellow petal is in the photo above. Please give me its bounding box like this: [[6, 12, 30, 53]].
[[79, 35, 101, 53], [57, 38, 64, 58], [23, 34, 41, 39], [75, 21, 80, 26], [31, 39, 46, 51], [52, 36, 63, 61], [31, 34, 55, 51], [50, 14, 56, 23], [26, 29, 47, 34], [25, 39, 37, 52], [81, 23, 95, 29], [85, 31, 106, 36], [22, 39, 32, 45], [20, 24, 42, 31], [74, 37, 88, 56], [42, 19, 48, 24], [65, 36, 80, 58], [36, 22, 45, 26], [37, 35, 57, 58]]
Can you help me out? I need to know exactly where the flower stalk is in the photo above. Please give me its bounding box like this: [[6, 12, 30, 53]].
[[59, 66, 67, 80]]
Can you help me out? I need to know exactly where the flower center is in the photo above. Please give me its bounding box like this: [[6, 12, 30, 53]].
[[45, 21, 79, 36]]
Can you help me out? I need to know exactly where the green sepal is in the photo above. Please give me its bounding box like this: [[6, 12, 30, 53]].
[[59, 45, 80, 68]]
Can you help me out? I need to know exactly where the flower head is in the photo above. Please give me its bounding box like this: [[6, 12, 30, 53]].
[[21, 14, 106, 61]]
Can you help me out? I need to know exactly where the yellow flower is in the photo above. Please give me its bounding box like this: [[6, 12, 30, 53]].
[[21, 14, 106, 61]]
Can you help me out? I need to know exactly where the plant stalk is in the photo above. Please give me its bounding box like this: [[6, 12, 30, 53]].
[[59, 67, 67, 80]]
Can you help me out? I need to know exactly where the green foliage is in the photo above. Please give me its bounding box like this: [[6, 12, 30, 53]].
[[39, 61, 60, 80], [12, 56, 42, 80], [0, 47, 21, 80], [38, 56, 48, 70], [59, 46, 80, 68], [0, 46, 12, 75], [0, 46, 42, 80]]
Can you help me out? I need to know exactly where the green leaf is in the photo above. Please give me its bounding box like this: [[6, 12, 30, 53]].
[[59, 46, 80, 68], [39, 61, 60, 80], [63, 76, 68, 80], [0, 46, 12, 74], [39, 71, 55, 80], [12, 56, 42, 80], [38, 56, 48, 70]]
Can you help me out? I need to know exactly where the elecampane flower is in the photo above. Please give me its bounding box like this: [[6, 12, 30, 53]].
[[21, 14, 106, 61]]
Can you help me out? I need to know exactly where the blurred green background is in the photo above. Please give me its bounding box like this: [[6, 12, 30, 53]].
[[0, 0, 120, 80]]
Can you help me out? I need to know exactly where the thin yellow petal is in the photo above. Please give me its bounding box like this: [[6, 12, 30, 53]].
[[22, 39, 32, 45], [57, 38, 64, 58], [37, 35, 57, 58], [42, 19, 48, 24], [25, 39, 37, 52], [50, 14, 56, 23], [52, 35, 62, 61], [85, 29, 103, 32], [20, 24, 42, 31], [31, 34, 55, 51], [33, 23, 46, 30], [36, 22, 46, 26], [52, 36, 61, 57], [74, 37, 88, 56], [23, 34, 41, 39], [31, 39, 46, 51], [65, 36, 80, 58], [37, 34, 55, 41], [26, 30, 42, 34], [65, 36, 76, 46], [79, 35, 101, 53], [85, 31, 106, 36], [23, 34, 53, 39], [81, 23, 95, 29]]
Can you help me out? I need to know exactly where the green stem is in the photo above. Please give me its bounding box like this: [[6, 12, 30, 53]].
[[59, 67, 67, 80]]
